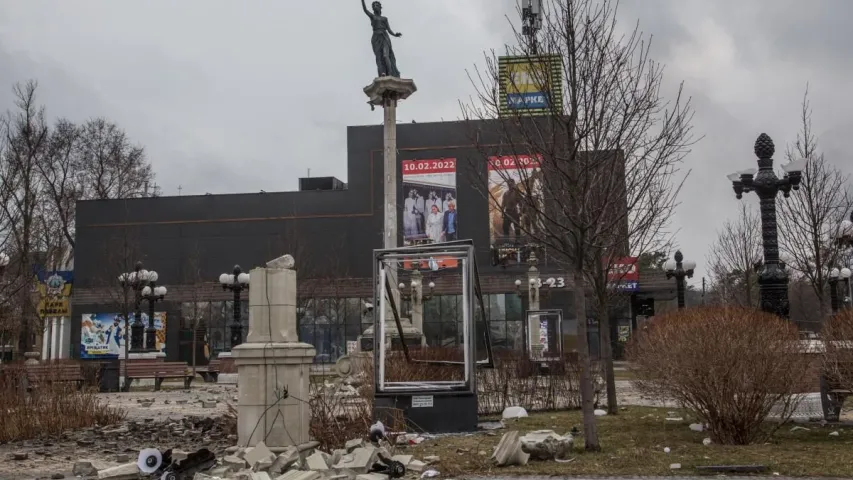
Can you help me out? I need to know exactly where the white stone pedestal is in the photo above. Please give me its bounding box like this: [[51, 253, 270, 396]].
[[232, 342, 315, 447], [233, 254, 316, 448]]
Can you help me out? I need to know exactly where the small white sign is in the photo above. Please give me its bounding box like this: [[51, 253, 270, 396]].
[[411, 395, 434, 408]]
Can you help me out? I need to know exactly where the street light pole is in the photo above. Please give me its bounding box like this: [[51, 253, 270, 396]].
[[664, 251, 695, 309], [220, 265, 250, 349], [829, 268, 841, 315], [141, 279, 167, 352], [728, 133, 806, 319]]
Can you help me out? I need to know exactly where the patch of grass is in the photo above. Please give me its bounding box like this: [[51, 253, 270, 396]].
[[404, 407, 853, 477]]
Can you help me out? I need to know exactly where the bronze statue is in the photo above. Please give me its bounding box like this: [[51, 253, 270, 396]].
[[361, 0, 402, 78]]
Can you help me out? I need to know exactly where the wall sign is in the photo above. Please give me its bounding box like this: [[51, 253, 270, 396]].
[[411, 395, 434, 408]]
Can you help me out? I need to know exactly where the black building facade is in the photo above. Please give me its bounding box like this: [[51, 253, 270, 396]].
[[71, 119, 644, 365]]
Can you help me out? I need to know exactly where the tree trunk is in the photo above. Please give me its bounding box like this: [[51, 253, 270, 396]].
[[123, 313, 130, 391], [573, 270, 600, 450], [598, 297, 618, 414], [192, 322, 197, 378]]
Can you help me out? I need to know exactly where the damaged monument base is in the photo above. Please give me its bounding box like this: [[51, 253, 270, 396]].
[[232, 254, 315, 448]]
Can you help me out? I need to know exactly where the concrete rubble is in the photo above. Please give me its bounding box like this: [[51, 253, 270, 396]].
[[519, 430, 574, 461]]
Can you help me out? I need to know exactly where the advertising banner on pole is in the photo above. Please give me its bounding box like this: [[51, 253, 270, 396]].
[[607, 257, 640, 292], [488, 154, 544, 265], [498, 54, 563, 117], [34, 270, 73, 318], [402, 158, 458, 246]]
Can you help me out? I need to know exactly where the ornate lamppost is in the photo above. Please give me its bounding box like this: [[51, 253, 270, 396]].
[[220, 265, 250, 348], [834, 212, 853, 311], [119, 262, 160, 353], [728, 133, 806, 318], [0, 252, 8, 362], [141, 280, 167, 352], [664, 251, 695, 309]]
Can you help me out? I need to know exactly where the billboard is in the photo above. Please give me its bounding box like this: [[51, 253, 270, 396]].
[[488, 154, 544, 265], [498, 54, 563, 117], [80, 312, 167, 359], [34, 270, 73, 318], [402, 158, 457, 246], [607, 257, 639, 292]]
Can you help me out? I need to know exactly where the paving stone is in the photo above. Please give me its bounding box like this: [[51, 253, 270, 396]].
[[274, 471, 321, 480], [72, 460, 99, 477], [224, 455, 249, 469], [332, 447, 377, 474], [305, 452, 330, 471], [245, 442, 275, 469], [97, 462, 139, 479]]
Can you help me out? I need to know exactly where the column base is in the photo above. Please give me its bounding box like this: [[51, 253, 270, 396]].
[[232, 342, 316, 448]]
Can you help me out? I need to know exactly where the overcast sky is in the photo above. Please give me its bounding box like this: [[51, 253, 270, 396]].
[[1, 0, 852, 282]]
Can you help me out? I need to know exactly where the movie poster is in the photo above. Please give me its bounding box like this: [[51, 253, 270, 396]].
[[402, 158, 457, 246], [488, 154, 544, 265], [80, 312, 167, 359]]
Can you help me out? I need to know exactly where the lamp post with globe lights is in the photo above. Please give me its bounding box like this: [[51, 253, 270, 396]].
[[728, 133, 806, 318], [141, 280, 167, 352], [828, 268, 851, 314], [0, 252, 8, 362], [220, 265, 250, 348], [664, 250, 695, 309], [118, 262, 161, 353]]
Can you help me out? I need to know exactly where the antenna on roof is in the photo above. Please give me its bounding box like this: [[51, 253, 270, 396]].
[[521, 0, 543, 54]]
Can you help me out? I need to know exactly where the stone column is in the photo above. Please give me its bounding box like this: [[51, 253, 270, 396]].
[[232, 254, 315, 448], [49, 317, 59, 360], [364, 77, 417, 323], [58, 317, 68, 359], [41, 320, 51, 361]]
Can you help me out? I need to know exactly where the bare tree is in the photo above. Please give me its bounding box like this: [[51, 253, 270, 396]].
[[706, 203, 762, 307], [463, 0, 695, 449], [777, 87, 851, 320], [181, 244, 208, 378], [0, 80, 50, 357]]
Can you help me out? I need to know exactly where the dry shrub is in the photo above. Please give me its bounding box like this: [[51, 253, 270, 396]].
[[0, 363, 126, 442], [821, 309, 853, 393], [351, 347, 597, 416], [627, 306, 809, 445], [309, 375, 379, 451]]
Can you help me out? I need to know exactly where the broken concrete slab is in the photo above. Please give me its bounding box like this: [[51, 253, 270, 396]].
[[407, 460, 427, 473], [72, 460, 99, 477], [519, 430, 574, 461], [354, 474, 388, 480], [224, 455, 249, 469], [305, 451, 330, 471], [245, 442, 276, 469], [269, 447, 301, 475], [492, 431, 530, 467], [97, 462, 139, 480], [345, 438, 365, 452], [251, 473, 273, 480], [274, 471, 322, 480], [332, 447, 377, 474]]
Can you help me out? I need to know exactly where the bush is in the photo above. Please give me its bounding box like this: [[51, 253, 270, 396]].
[[0, 363, 126, 442], [626, 306, 809, 445], [821, 309, 853, 393]]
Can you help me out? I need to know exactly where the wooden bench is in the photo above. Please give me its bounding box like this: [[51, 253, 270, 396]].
[[820, 361, 853, 422], [196, 359, 220, 383], [23, 363, 84, 391], [120, 361, 194, 391]]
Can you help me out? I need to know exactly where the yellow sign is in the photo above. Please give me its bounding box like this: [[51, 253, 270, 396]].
[[34, 270, 73, 318], [498, 54, 562, 117]]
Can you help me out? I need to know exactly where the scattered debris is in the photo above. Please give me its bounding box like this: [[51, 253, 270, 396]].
[[663, 447, 671, 453], [830, 431, 840, 436], [689, 423, 704, 432], [593, 409, 607, 416], [702, 438, 712, 446], [420, 469, 440, 478], [670, 463, 682, 470], [665, 417, 683, 422], [7, 452, 28, 461], [502, 406, 529, 419], [790, 426, 810, 432], [477, 421, 504, 431]]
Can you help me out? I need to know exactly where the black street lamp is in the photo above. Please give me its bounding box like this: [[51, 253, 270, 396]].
[[728, 133, 806, 318], [220, 265, 250, 348], [141, 281, 168, 351], [664, 250, 695, 309], [119, 262, 163, 353]]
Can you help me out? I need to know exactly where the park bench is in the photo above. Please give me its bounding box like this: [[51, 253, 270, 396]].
[[819, 360, 853, 422], [196, 359, 220, 383], [23, 363, 84, 391], [120, 360, 193, 391]]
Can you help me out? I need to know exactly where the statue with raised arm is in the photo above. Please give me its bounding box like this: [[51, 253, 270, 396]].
[[361, 0, 402, 78]]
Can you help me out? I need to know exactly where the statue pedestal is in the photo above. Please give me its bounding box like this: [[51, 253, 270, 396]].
[[234, 255, 315, 448], [232, 342, 315, 447]]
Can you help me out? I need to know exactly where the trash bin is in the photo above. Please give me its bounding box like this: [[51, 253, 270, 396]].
[[98, 357, 121, 393]]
